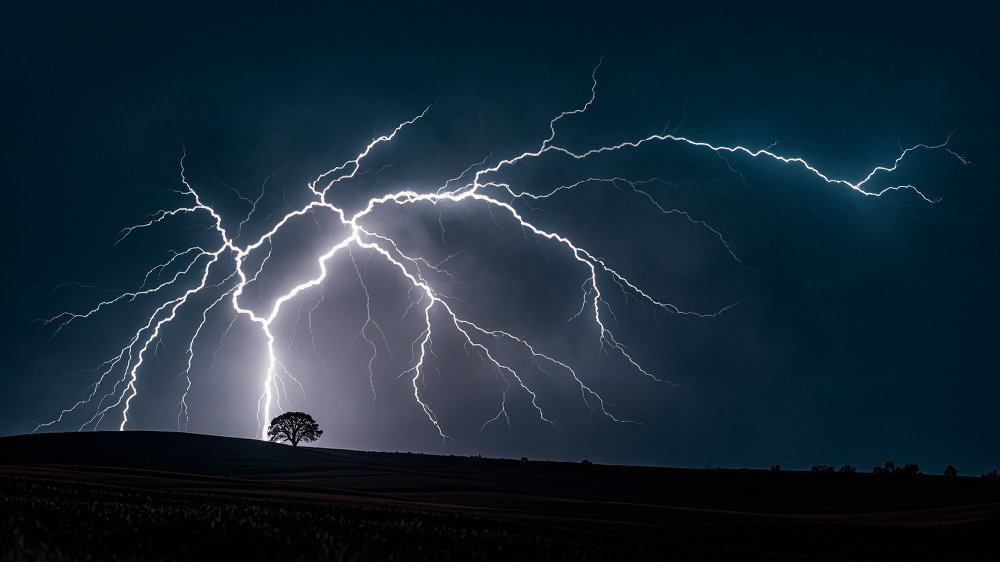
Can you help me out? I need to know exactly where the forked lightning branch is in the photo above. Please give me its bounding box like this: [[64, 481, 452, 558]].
[[35, 68, 964, 442]]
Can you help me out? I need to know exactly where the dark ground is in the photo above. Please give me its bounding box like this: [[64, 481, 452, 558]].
[[1, 432, 997, 560]]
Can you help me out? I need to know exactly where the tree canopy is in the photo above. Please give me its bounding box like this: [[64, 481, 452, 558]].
[[267, 412, 323, 447]]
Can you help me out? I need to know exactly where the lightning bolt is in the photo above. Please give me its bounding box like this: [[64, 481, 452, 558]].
[[34, 66, 966, 445]]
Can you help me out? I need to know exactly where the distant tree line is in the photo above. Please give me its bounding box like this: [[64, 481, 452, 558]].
[[871, 461, 920, 476], [793, 462, 1000, 481], [809, 464, 857, 473]]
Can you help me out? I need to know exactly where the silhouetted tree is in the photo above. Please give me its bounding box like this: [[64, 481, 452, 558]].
[[944, 465, 958, 477], [267, 412, 323, 447], [982, 469, 998, 481], [897, 463, 920, 477], [770, 464, 781, 472], [811, 465, 835, 473], [839, 464, 856, 473]]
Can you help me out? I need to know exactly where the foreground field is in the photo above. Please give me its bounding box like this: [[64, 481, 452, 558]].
[[1, 432, 998, 560]]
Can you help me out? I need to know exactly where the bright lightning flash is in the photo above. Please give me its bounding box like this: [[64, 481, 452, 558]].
[[34, 69, 965, 443]]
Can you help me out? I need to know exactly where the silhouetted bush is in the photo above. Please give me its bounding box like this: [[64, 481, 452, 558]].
[[839, 465, 856, 473], [580, 459, 592, 465], [982, 469, 999, 482], [770, 464, 781, 472], [810, 465, 834, 473], [944, 465, 958, 477], [873, 461, 896, 475], [897, 464, 921, 477]]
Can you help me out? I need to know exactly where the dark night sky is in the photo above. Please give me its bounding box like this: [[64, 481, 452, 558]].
[[1, 2, 997, 474]]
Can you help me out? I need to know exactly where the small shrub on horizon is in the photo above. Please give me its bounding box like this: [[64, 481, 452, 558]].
[[944, 465, 958, 477]]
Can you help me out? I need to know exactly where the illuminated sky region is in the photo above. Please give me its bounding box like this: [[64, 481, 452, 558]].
[[33, 69, 967, 447]]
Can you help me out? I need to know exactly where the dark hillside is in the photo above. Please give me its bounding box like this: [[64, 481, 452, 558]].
[[2, 432, 998, 560]]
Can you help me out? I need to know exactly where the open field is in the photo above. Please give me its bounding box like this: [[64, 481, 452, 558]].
[[2, 432, 998, 560]]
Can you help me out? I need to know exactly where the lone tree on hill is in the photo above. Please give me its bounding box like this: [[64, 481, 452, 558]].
[[267, 412, 323, 447]]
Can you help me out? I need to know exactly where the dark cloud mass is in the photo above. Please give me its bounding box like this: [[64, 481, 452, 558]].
[[1, 2, 997, 474]]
